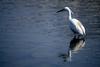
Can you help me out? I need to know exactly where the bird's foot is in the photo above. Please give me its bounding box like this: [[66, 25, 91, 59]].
[[74, 35, 84, 39], [74, 34, 79, 39]]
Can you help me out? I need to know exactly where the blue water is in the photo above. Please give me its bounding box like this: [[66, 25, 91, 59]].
[[0, 0, 100, 67]]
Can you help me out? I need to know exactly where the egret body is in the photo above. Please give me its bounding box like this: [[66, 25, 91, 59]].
[[57, 7, 86, 37]]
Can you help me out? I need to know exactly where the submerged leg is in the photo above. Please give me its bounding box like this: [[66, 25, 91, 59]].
[[77, 35, 85, 39], [74, 34, 79, 39]]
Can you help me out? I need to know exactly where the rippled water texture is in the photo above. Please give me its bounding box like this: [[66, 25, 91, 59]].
[[0, 0, 100, 67]]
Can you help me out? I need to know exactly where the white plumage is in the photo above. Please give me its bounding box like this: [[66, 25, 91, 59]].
[[57, 7, 86, 37], [70, 18, 85, 36]]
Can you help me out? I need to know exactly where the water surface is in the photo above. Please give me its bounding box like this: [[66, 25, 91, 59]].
[[0, 0, 100, 67]]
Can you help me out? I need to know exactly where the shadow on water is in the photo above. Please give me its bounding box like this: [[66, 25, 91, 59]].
[[59, 36, 85, 62]]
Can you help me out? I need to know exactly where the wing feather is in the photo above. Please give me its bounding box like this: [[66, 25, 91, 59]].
[[70, 19, 85, 35]]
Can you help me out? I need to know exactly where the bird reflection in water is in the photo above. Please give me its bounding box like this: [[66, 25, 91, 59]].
[[59, 36, 85, 62]]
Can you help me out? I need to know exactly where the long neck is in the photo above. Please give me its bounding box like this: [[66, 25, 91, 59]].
[[67, 9, 72, 20]]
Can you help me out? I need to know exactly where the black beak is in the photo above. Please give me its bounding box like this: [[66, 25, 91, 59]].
[[56, 9, 66, 13]]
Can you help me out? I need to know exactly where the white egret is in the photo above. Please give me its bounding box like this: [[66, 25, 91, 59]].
[[57, 7, 86, 37]]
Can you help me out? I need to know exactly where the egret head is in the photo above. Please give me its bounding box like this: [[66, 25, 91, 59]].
[[56, 7, 73, 14]]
